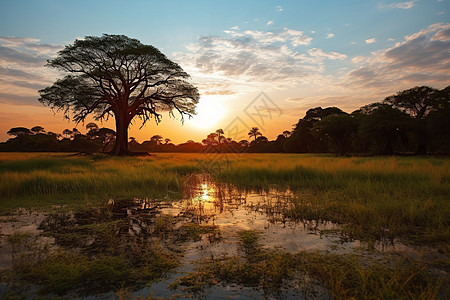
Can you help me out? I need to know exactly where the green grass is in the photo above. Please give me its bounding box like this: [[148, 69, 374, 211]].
[[1, 152, 449, 298], [176, 229, 442, 299], [1, 153, 449, 245]]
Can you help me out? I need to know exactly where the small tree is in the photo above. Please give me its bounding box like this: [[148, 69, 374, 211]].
[[39, 34, 199, 155], [62, 129, 73, 139], [216, 129, 224, 143], [7, 127, 32, 137], [282, 130, 291, 138], [248, 127, 262, 142], [150, 135, 163, 145], [31, 126, 45, 134]]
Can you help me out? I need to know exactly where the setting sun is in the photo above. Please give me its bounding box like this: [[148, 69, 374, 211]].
[[188, 95, 227, 130]]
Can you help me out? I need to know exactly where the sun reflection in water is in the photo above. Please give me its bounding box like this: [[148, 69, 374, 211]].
[[200, 183, 209, 202]]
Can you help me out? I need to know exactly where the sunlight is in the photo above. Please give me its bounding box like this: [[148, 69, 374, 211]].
[[200, 183, 209, 201], [188, 95, 227, 130]]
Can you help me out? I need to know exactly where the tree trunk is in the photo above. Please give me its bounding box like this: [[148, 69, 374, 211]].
[[111, 111, 130, 156]]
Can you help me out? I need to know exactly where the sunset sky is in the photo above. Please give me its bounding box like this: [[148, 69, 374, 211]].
[[0, 0, 449, 144]]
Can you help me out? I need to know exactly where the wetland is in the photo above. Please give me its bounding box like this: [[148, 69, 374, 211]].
[[0, 153, 449, 299]]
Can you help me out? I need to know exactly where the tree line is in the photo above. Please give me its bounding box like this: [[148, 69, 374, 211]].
[[1, 85, 449, 155]]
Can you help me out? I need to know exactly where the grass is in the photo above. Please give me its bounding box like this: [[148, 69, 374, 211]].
[[1, 152, 449, 243], [175, 229, 442, 299], [1, 152, 449, 297], [1, 153, 449, 244]]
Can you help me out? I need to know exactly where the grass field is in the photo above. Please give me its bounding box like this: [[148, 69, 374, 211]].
[[1, 153, 448, 244], [0, 152, 449, 298]]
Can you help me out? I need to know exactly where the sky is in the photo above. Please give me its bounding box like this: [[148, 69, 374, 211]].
[[0, 0, 449, 143]]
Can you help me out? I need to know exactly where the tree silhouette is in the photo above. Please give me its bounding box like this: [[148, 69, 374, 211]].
[[164, 138, 171, 144], [150, 135, 163, 145], [62, 129, 73, 139], [358, 103, 409, 155], [31, 126, 45, 134], [383, 86, 442, 154], [38, 34, 199, 155], [248, 127, 262, 142], [202, 132, 219, 146], [314, 113, 358, 155], [72, 128, 81, 136], [7, 127, 32, 137], [282, 130, 291, 138], [216, 129, 224, 143], [86, 122, 99, 132], [96, 128, 116, 152]]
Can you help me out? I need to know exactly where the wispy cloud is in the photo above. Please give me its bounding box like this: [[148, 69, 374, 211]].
[[276, 5, 283, 12], [344, 23, 450, 93], [0, 37, 62, 103], [326, 33, 335, 39], [365, 38, 376, 44], [267, 20, 273, 25], [380, 1, 416, 9], [308, 48, 347, 60], [175, 28, 348, 94]]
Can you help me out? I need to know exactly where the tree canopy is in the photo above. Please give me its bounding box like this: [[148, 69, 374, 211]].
[[38, 34, 199, 155]]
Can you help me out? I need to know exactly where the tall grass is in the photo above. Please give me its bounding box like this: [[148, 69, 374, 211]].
[[1, 153, 449, 244]]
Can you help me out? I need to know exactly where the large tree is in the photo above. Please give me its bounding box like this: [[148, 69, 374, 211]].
[[383, 86, 441, 154], [39, 34, 199, 155]]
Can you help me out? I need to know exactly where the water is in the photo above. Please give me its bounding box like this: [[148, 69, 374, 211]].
[[0, 174, 443, 299]]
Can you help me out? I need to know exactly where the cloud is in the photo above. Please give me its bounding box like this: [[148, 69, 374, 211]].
[[308, 48, 347, 60], [437, 11, 444, 15], [380, 1, 416, 9], [267, 20, 273, 25], [344, 23, 450, 93], [276, 5, 283, 12], [326, 33, 335, 39], [388, 1, 415, 9], [175, 28, 349, 95], [365, 38, 376, 44], [0, 36, 62, 105]]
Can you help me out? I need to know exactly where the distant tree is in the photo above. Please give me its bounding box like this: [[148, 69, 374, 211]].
[[202, 133, 219, 146], [383, 86, 442, 154], [239, 140, 249, 147], [384, 86, 441, 119], [129, 137, 137, 143], [86, 122, 99, 133], [31, 126, 45, 134], [216, 129, 224, 143], [7, 127, 32, 137], [150, 135, 163, 145], [314, 113, 358, 155], [164, 138, 171, 145], [426, 85, 450, 152], [358, 103, 409, 155], [283, 107, 345, 153], [282, 130, 291, 138], [85, 122, 100, 139], [72, 128, 81, 136], [255, 136, 268, 143], [248, 127, 262, 142], [62, 129, 73, 139], [38, 34, 199, 156], [97, 128, 116, 152]]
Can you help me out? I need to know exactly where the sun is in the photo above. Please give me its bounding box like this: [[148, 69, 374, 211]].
[[188, 96, 227, 130]]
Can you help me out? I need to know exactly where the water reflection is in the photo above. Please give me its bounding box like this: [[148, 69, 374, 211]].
[[0, 174, 433, 299]]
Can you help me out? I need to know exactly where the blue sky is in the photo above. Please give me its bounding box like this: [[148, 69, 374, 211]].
[[0, 0, 449, 142]]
